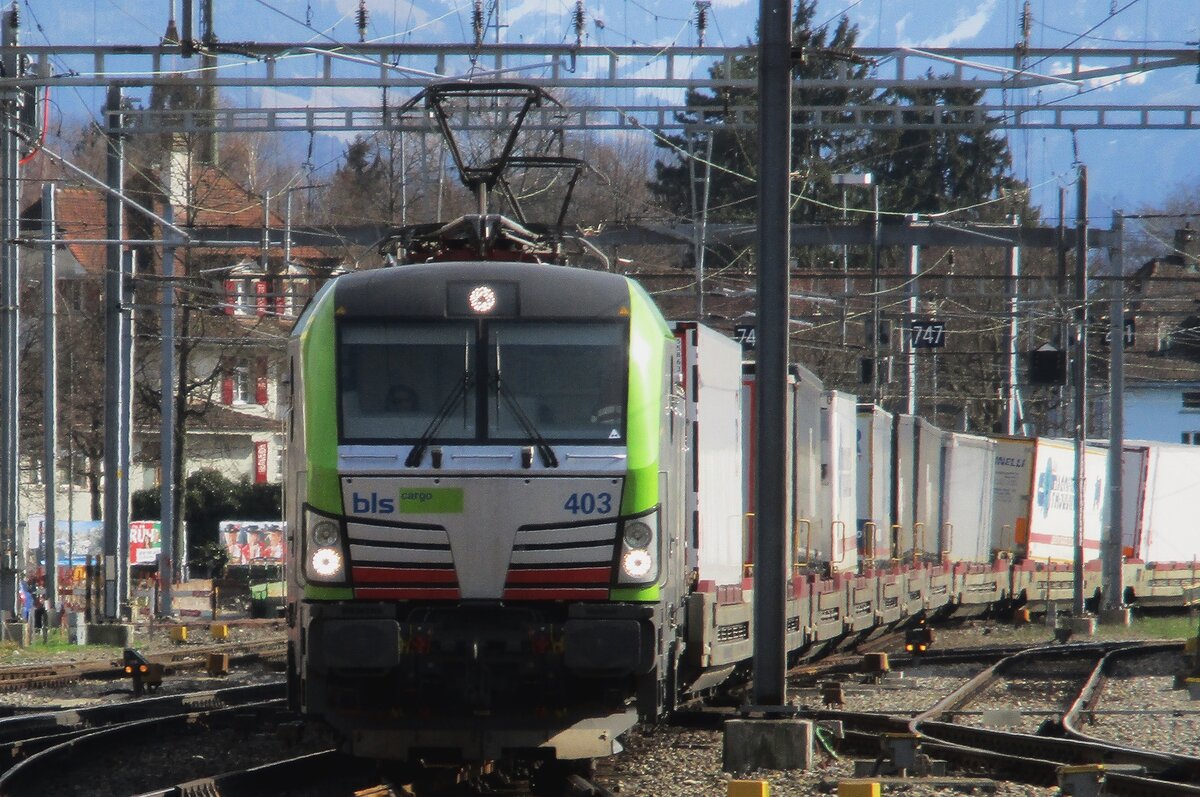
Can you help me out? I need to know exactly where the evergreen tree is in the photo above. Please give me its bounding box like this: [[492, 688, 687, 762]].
[[648, 3, 1027, 227]]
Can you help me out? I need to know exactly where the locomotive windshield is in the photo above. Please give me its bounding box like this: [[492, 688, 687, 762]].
[[337, 320, 627, 444], [339, 322, 477, 443], [490, 323, 627, 442]]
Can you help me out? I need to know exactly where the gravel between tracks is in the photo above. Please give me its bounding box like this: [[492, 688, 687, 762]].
[[1088, 650, 1200, 757]]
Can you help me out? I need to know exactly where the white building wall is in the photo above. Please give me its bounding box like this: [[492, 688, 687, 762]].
[[1121, 384, 1200, 446]]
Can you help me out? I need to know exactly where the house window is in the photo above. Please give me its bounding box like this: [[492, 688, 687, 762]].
[[225, 279, 258, 316], [232, 362, 251, 404], [1184, 391, 1200, 409]]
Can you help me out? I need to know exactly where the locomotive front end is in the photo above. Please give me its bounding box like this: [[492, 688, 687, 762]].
[[285, 260, 681, 763]]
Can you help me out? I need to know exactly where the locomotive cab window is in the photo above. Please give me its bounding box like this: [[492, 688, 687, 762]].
[[338, 322, 476, 443], [337, 319, 627, 445], [489, 322, 628, 443]]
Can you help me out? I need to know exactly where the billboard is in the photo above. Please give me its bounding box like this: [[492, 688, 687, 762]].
[[129, 521, 162, 564], [26, 518, 166, 566], [26, 517, 103, 566], [220, 520, 286, 564]]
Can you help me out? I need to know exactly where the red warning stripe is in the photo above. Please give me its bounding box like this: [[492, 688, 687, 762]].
[[352, 566, 457, 584], [354, 587, 461, 600], [502, 587, 609, 600], [505, 567, 610, 585]]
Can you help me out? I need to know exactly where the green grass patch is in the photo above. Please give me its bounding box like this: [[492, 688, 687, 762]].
[[0, 629, 123, 664], [1107, 613, 1200, 640]]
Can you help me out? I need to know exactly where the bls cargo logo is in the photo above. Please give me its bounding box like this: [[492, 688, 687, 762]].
[[350, 488, 464, 515], [351, 492, 395, 514]]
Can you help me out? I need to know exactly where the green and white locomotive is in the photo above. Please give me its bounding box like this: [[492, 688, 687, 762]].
[[285, 219, 691, 762]]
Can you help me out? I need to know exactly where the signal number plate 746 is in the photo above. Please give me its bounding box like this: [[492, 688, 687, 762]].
[[563, 492, 612, 515]]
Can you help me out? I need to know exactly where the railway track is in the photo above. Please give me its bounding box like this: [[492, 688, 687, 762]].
[[137, 754, 619, 797], [902, 641, 1200, 796], [0, 636, 1194, 795], [0, 638, 285, 694], [0, 684, 285, 792], [667, 640, 1200, 794]]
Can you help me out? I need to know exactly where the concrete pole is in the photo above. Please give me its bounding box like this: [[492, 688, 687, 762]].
[[1104, 211, 1124, 612], [1007, 217, 1021, 435], [103, 86, 124, 620], [871, 184, 881, 404], [752, 0, 791, 709], [159, 204, 176, 617], [906, 218, 918, 416], [841, 188, 849, 345], [0, 4, 20, 618], [118, 249, 134, 616], [1057, 188, 1068, 436], [41, 185, 57, 608], [1072, 164, 1088, 617], [696, 135, 713, 321]]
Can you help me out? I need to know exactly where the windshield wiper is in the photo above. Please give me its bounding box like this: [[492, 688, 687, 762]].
[[405, 372, 472, 467], [493, 374, 558, 468]]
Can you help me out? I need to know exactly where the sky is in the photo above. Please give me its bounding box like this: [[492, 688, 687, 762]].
[[20, 0, 1200, 227]]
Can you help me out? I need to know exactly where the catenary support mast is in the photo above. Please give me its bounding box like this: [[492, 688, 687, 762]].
[[752, 0, 791, 708]]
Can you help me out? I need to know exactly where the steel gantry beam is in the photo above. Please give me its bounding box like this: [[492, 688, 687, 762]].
[[8, 43, 1200, 131], [7, 43, 1196, 91], [108, 102, 1200, 134]]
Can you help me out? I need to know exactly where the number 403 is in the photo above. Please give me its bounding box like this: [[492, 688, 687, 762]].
[[564, 492, 612, 515]]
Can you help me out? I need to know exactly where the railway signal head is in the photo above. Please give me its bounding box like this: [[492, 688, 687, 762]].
[[122, 648, 163, 696], [905, 625, 935, 654]]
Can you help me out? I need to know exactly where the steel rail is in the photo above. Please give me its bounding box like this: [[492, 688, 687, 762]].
[[1061, 642, 1200, 781], [0, 696, 289, 792], [905, 643, 1200, 796]]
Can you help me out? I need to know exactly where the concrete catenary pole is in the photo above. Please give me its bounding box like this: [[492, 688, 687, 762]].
[[1104, 211, 1124, 613], [1072, 164, 1088, 617], [1007, 216, 1021, 435], [103, 86, 124, 620], [906, 217, 919, 416], [159, 205, 176, 617], [1, 3, 20, 617], [752, 0, 791, 708], [41, 185, 57, 607], [119, 248, 134, 615]]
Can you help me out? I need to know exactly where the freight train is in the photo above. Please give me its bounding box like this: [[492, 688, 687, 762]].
[[282, 212, 1200, 771]]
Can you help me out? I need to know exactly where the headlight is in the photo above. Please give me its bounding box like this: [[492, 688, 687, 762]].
[[304, 508, 346, 582], [623, 521, 653, 549], [312, 519, 340, 546], [621, 549, 653, 580], [310, 547, 344, 578]]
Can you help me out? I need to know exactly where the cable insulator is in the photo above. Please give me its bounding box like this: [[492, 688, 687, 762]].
[[696, 1, 710, 47], [356, 0, 368, 43], [573, 1, 584, 48]]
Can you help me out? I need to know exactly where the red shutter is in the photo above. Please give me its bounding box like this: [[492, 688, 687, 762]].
[[221, 375, 234, 405], [254, 441, 269, 483], [255, 280, 268, 317], [224, 280, 237, 315], [255, 358, 268, 405]]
